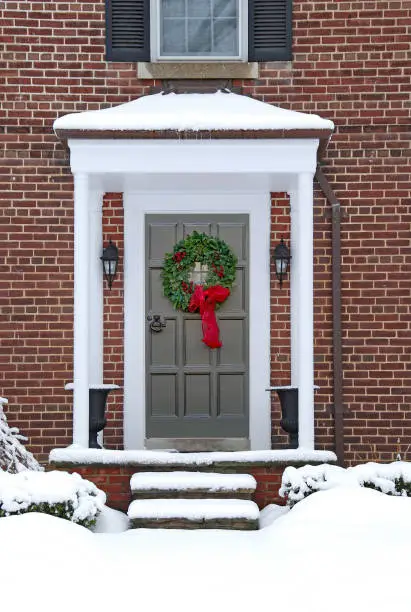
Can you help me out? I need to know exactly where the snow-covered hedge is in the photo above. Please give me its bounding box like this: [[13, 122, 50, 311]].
[[0, 470, 106, 528], [280, 461, 411, 507], [0, 399, 42, 473]]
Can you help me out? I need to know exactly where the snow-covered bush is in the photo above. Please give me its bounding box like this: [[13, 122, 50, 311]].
[[352, 461, 411, 497], [0, 470, 106, 528], [0, 398, 43, 473], [279, 461, 411, 508], [279, 464, 349, 507]]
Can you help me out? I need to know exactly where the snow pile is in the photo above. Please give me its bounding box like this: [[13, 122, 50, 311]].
[[92, 505, 129, 533], [280, 461, 411, 507], [259, 503, 289, 529], [53, 91, 334, 133], [50, 446, 337, 465], [130, 471, 256, 492], [1, 487, 411, 611], [0, 401, 43, 473], [128, 498, 259, 520], [0, 470, 106, 528], [64, 382, 120, 390]]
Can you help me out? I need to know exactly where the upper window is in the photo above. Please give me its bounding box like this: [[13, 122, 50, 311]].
[[106, 0, 292, 63], [156, 0, 244, 60]]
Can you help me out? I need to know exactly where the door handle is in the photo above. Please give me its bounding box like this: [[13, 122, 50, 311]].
[[147, 314, 166, 333]]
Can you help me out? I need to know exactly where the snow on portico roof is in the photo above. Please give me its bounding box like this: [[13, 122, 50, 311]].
[[53, 91, 334, 136]]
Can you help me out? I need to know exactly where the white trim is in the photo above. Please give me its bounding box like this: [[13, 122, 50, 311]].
[[73, 173, 90, 447], [295, 172, 315, 449], [123, 193, 271, 450], [69, 140, 319, 181], [88, 192, 104, 386], [67, 136, 321, 451], [150, 0, 248, 62], [290, 189, 299, 386]]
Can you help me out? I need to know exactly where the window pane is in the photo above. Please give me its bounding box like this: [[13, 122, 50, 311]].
[[214, 18, 238, 55], [188, 19, 211, 53], [162, 19, 186, 54], [160, 0, 240, 57], [188, 0, 211, 18], [213, 0, 237, 19], [162, 0, 185, 18]]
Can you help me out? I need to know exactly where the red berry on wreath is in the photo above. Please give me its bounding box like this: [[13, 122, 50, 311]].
[[173, 251, 186, 263]]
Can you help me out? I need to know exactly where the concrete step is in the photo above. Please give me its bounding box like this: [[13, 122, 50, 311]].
[[130, 471, 257, 500], [128, 498, 259, 530]]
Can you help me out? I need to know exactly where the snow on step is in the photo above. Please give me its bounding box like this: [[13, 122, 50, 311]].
[[128, 499, 259, 521], [130, 471, 256, 493]]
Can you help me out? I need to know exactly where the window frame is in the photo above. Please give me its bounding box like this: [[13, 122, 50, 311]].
[[150, 0, 249, 62]]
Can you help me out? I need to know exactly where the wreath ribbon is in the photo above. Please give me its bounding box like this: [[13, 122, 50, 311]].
[[188, 285, 230, 349]]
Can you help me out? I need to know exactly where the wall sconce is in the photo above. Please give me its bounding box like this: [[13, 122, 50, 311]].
[[273, 238, 291, 288], [100, 239, 119, 290]]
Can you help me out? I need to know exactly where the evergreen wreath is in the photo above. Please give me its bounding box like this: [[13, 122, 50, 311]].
[[162, 231, 237, 312]]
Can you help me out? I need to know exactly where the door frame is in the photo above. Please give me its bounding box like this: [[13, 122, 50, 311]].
[[123, 191, 271, 450]]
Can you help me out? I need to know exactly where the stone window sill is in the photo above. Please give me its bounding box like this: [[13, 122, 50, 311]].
[[137, 62, 259, 80]]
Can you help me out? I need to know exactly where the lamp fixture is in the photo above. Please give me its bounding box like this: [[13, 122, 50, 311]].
[[100, 239, 119, 290], [273, 238, 291, 288]]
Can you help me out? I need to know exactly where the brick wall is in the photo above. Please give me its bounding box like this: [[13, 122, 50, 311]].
[[102, 193, 124, 449], [1, 1, 410, 464]]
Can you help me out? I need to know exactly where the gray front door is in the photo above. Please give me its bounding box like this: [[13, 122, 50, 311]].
[[145, 215, 249, 445]]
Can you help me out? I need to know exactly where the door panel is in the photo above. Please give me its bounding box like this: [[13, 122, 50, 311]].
[[184, 374, 211, 417], [150, 374, 177, 417], [150, 320, 177, 366], [146, 214, 249, 441], [218, 374, 245, 416], [148, 223, 178, 260], [217, 319, 246, 366], [184, 320, 211, 366]]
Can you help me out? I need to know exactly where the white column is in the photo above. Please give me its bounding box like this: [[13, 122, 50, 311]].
[[296, 172, 315, 449], [73, 173, 90, 447], [88, 192, 104, 385], [289, 190, 299, 386]]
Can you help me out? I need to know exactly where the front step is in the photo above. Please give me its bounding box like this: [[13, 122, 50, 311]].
[[130, 471, 257, 500], [128, 498, 259, 530]]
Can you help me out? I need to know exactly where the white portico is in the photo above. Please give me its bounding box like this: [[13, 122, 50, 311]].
[[53, 91, 334, 452]]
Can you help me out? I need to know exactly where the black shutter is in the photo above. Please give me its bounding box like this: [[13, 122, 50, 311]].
[[106, 0, 150, 62], [248, 0, 292, 62]]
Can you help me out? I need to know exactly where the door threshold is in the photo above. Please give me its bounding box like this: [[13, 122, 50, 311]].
[[145, 438, 250, 452]]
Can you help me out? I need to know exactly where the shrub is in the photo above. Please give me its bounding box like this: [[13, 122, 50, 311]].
[[0, 470, 106, 529], [279, 461, 411, 508], [0, 399, 43, 473], [279, 464, 348, 508]]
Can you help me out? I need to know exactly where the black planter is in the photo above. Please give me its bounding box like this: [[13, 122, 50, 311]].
[[276, 388, 299, 449], [89, 389, 110, 449]]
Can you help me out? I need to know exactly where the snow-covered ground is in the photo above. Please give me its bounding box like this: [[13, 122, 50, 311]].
[[1, 486, 410, 612]]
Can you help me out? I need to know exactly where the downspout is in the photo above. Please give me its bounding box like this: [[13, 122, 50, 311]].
[[315, 166, 345, 466]]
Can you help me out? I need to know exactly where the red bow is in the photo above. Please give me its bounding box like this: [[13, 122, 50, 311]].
[[188, 285, 230, 349]]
